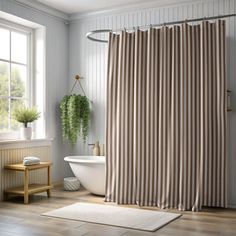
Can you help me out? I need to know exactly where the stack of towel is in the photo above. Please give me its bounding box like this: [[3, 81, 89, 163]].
[[23, 156, 40, 166]]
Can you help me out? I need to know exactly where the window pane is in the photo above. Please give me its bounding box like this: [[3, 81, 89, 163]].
[[0, 62, 9, 97], [0, 28, 10, 60], [11, 98, 26, 131], [11, 64, 27, 98], [0, 99, 9, 132], [11, 31, 27, 64]]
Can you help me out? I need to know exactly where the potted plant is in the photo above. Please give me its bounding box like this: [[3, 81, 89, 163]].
[[13, 106, 40, 140], [60, 94, 90, 144]]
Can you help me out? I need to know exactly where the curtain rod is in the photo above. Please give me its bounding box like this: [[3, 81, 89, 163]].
[[86, 13, 236, 43]]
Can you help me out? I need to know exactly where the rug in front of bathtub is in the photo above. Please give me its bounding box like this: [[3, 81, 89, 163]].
[[42, 202, 181, 232]]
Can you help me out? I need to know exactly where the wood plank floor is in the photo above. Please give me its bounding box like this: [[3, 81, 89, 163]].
[[0, 186, 235, 236]]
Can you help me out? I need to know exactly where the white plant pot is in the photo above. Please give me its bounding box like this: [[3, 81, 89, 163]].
[[20, 127, 32, 140]]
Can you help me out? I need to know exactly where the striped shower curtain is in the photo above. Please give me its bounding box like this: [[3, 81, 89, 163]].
[[105, 20, 227, 211]]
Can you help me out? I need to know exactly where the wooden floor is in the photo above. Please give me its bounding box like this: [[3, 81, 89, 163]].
[[0, 186, 235, 236]]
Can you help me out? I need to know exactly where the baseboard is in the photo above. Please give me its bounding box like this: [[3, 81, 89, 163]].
[[227, 204, 236, 209], [52, 181, 63, 187]]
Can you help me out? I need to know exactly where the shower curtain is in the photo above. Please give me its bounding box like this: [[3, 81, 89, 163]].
[[105, 20, 227, 211]]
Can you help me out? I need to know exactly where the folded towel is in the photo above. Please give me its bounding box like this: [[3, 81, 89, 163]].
[[24, 156, 40, 161], [23, 156, 40, 166]]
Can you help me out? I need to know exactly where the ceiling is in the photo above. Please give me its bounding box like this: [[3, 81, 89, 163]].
[[36, 0, 167, 14]]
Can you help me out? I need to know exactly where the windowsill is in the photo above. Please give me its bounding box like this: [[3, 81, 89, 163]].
[[0, 138, 53, 149]]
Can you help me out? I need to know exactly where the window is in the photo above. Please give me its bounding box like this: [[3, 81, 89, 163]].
[[0, 14, 46, 141], [0, 24, 32, 139], [0, 13, 46, 141], [0, 21, 33, 138]]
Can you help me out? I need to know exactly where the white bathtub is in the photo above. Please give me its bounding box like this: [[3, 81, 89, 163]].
[[64, 156, 105, 196]]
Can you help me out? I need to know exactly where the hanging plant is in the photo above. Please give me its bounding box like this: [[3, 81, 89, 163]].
[[60, 94, 90, 144], [60, 95, 70, 141], [78, 95, 90, 142]]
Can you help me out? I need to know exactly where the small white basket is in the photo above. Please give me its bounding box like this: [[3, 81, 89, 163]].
[[63, 177, 80, 191]]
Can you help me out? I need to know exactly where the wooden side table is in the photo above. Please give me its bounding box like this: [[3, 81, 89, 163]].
[[4, 162, 53, 204]]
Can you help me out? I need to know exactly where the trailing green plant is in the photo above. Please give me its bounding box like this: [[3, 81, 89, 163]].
[[78, 95, 90, 142], [60, 95, 70, 140], [60, 94, 90, 144], [12, 106, 40, 128], [68, 94, 80, 144]]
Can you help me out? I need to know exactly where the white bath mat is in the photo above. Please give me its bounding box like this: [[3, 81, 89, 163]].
[[42, 202, 181, 232]]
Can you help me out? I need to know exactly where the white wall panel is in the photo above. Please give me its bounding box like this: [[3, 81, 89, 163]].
[[69, 0, 236, 206]]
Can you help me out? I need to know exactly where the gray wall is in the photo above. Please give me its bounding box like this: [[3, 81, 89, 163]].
[[0, 0, 71, 182], [68, 0, 236, 207]]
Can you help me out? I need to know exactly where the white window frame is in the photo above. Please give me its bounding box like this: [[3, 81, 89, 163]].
[[0, 19, 34, 140]]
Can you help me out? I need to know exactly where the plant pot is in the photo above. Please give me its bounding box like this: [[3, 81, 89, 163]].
[[20, 127, 32, 140]]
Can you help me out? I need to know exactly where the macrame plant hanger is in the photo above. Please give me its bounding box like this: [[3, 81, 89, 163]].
[[70, 74, 92, 104], [70, 74, 86, 95]]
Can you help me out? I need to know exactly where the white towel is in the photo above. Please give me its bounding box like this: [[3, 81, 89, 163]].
[[23, 156, 40, 166]]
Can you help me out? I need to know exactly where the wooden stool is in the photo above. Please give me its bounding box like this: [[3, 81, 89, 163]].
[[4, 162, 52, 204]]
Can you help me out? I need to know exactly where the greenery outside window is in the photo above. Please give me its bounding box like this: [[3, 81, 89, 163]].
[[0, 21, 33, 139]]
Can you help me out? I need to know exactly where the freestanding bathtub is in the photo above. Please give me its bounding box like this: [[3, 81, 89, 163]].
[[64, 156, 105, 196]]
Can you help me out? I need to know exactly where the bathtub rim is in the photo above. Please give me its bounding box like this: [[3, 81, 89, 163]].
[[64, 156, 105, 164]]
